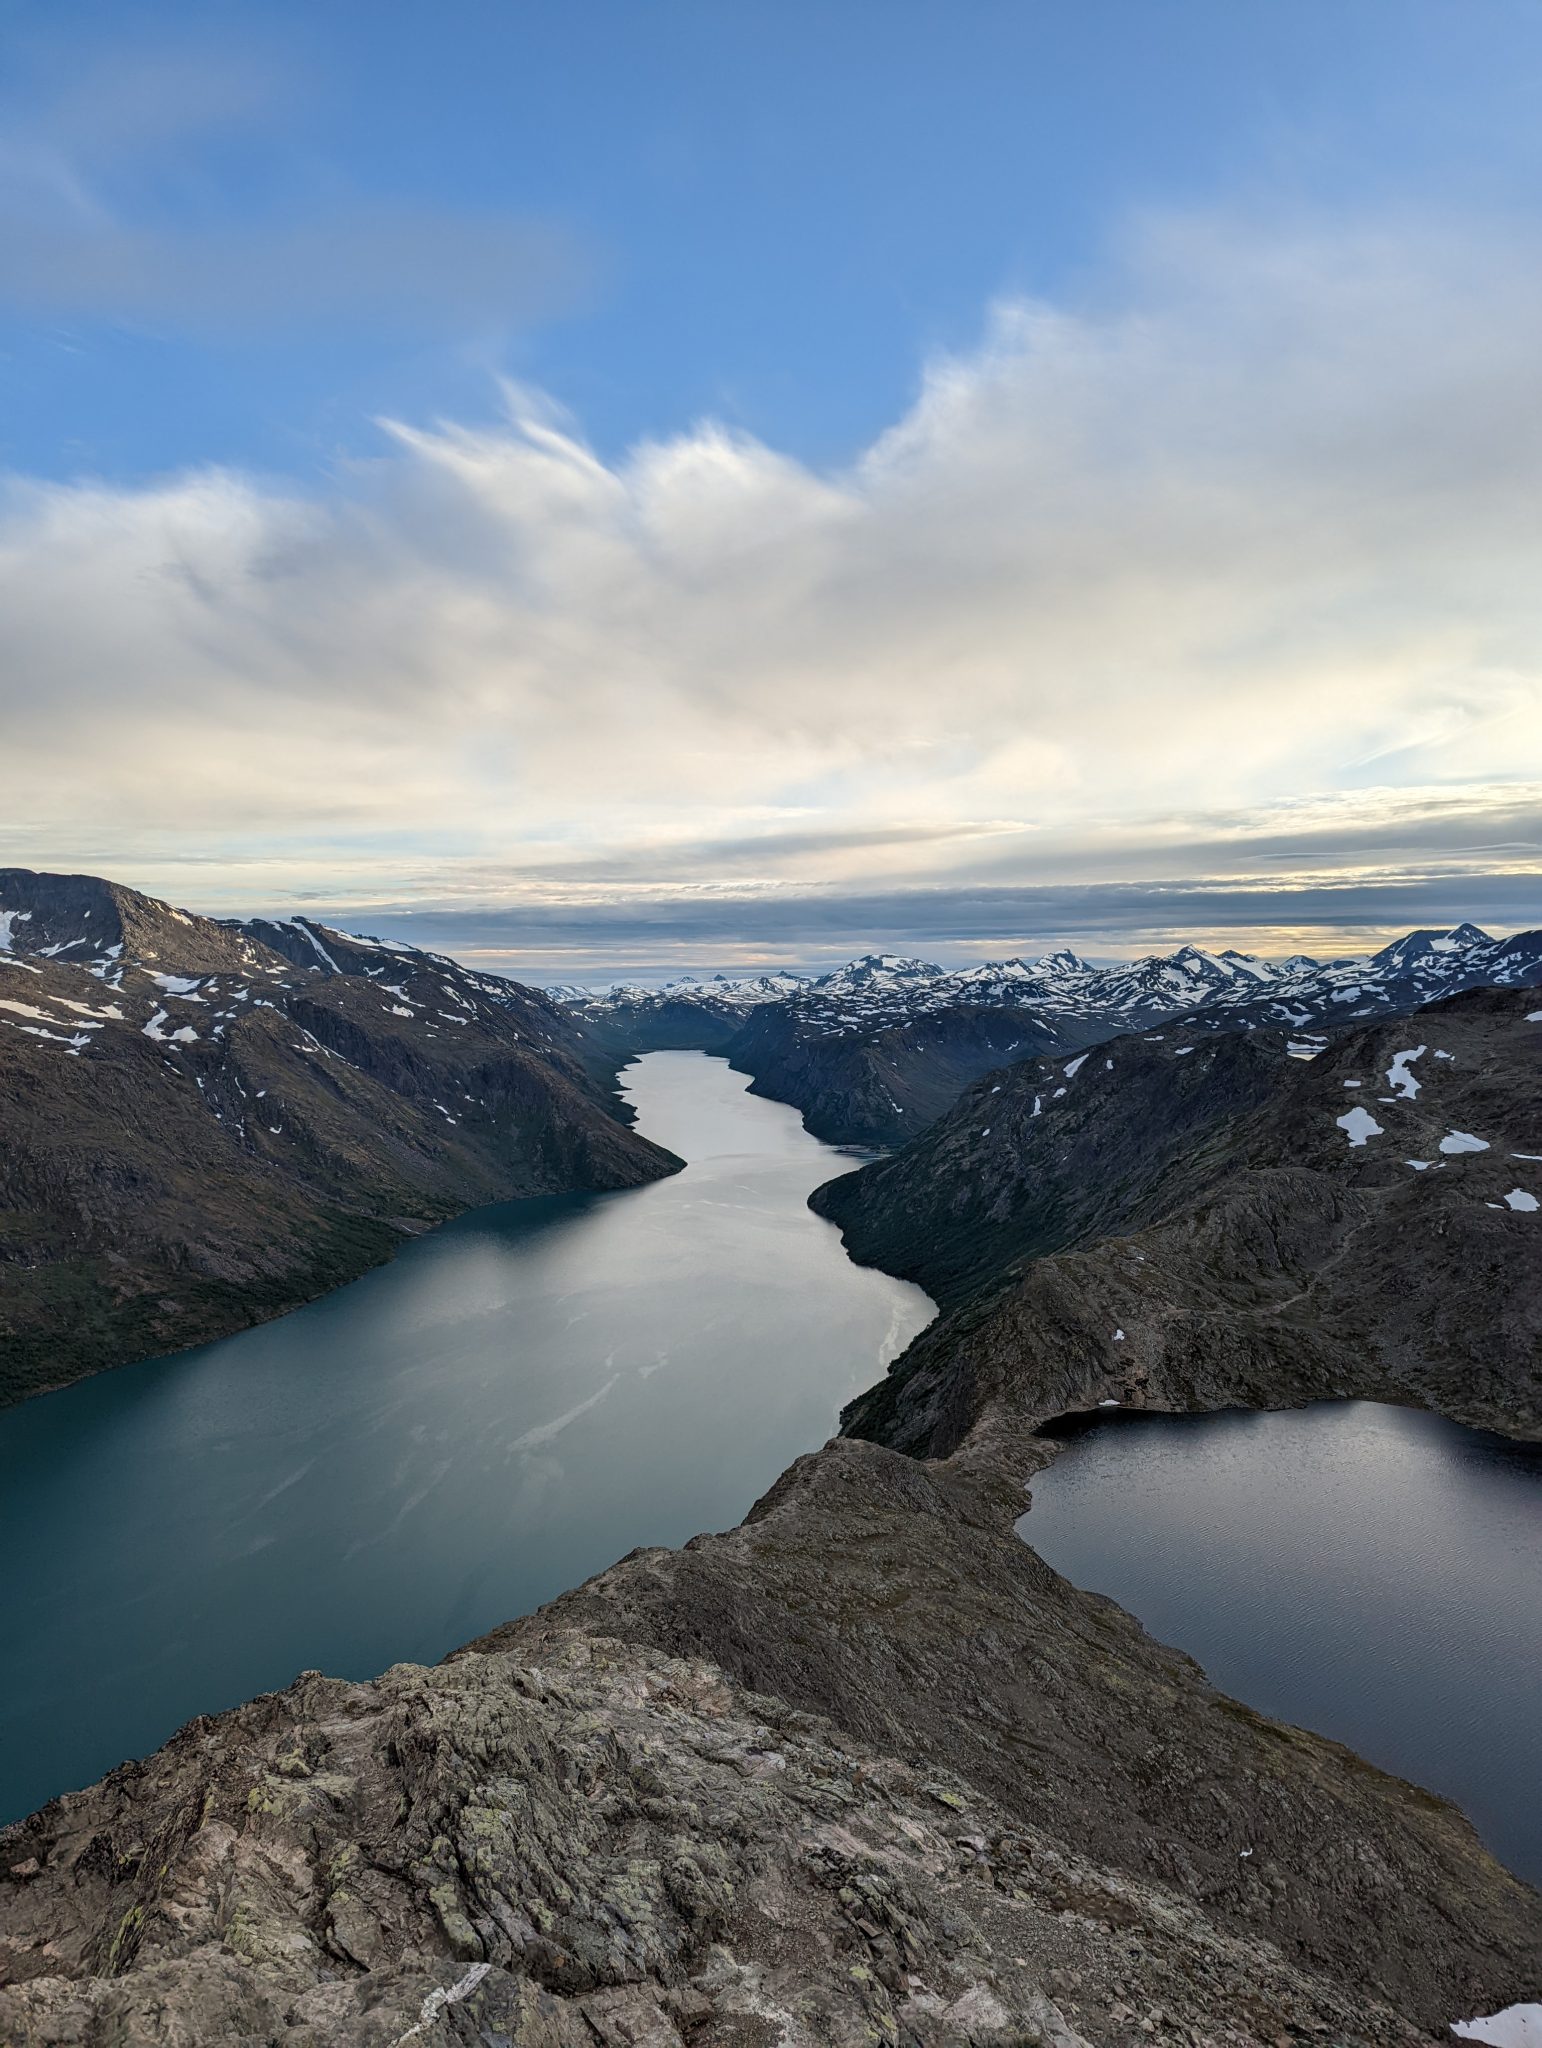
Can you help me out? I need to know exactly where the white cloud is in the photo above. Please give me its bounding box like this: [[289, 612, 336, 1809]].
[[2, 208, 1540, 940]]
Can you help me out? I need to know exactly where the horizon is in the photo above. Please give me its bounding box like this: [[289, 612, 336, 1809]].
[[9, 854, 1534, 985]]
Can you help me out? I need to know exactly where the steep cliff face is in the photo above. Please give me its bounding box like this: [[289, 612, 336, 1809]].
[[727, 998, 1079, 1147], [0, 872, 678, 1404]]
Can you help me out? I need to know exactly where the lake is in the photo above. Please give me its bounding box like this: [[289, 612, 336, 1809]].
[[1022, 1400, 1542, 1884], [0, 1051, 933, 1825]]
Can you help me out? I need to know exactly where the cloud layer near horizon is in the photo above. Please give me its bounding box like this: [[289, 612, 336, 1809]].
[[3, 206, 1540, 967]]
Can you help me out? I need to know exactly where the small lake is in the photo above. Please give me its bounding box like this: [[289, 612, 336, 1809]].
[[1022, 1400, 1542, 1885], [0, 1052, 933, 1825]]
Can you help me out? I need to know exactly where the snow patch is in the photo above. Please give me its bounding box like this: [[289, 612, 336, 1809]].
[[1439, 1131, 1490, 1155], [1336, 1106, 1383, 1147], [1452, 2005, 1542, 2047], [143, 1010, 199, 1045], [396, 1963, 493, 2044], [1502, 1188, 1538, 1212], [1385, 1046, 1427, 1098]]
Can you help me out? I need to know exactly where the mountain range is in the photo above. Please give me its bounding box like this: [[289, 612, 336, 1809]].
[[817, 980, 1542, 1446], [567, 924, 1542, 1146]]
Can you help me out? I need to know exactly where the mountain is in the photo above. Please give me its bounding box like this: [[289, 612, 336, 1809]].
[[0, 872, 677, 1405], [816, 982, 1542, 1451], [563, 924, 1542, 1147], [560, 968, 810, 1059]]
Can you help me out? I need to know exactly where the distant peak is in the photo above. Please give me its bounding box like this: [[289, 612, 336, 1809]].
[[1372, 924, 1492, 966]]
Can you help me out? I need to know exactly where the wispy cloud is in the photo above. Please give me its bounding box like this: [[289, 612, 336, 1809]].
[[1, 204, 1539, 963], [0, 37, 593, 336]]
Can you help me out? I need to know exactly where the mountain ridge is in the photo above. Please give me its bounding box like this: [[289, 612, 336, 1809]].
[[0, 870, 678, 1405], [564, 922, 1542, 1147]]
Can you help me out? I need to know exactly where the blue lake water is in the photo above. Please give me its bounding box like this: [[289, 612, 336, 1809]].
[[0, 1051, 933, 1824], [1022, 1400, 1542, 1885]]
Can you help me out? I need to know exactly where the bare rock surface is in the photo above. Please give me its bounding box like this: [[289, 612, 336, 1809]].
[[0, 1629, 1484, 2048]]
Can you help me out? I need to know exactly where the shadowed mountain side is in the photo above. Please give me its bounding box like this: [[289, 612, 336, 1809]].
[[828, 986, 1541, 1454], [0, 872, 677, 1404], [811, 1029, 1288, 1306]]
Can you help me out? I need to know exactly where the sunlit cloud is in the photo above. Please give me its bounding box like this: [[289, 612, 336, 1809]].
[[1, 204, 1539, 968]]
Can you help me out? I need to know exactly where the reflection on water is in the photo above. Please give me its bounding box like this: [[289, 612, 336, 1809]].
[[0, 1052, 932, 1823], [1022, 1400, 1542, 1883]]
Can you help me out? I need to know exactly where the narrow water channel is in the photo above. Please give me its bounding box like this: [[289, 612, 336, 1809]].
[[1022, 1400, 1542, 1884], [0, 1052, 933, 1825]]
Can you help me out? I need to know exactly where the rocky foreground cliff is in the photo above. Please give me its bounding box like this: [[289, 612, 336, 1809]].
[[0, 870, 676, 1405], [1, 961, 1538, 2044]]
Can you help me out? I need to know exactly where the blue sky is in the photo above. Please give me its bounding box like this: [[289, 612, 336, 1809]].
[[9, 0, 1542, 480], [2, 1, 1540, 976]]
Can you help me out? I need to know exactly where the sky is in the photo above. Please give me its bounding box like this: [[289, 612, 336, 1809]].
[[3, 0, 1541, 981]]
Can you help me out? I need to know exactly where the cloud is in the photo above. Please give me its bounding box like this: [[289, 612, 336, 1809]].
[[1, 206, 1540, 962], [0, 38, 592, 336], [0, 210, 595, 336], [281, 868, 1542, 983]]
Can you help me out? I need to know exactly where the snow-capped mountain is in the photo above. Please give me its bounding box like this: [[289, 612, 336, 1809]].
[[562, 923, 1542, 1147], [561, 969, 808, 1011], [1176, 925, 1542, 1041]]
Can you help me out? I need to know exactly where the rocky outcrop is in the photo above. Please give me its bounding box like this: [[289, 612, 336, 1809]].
[[470, 1435, 1540, 2040], [3, 1613, 1529, 2047], [3, 1436, 1537, 2044], [0, 872, 678, 1404]]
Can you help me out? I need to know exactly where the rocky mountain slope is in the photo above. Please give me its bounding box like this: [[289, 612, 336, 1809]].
[[564, 927, 1542, 1147], [7, 1521, 1537, 2048], [820, 983, 1542, 1451], [0, 870, 677, 1405]]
